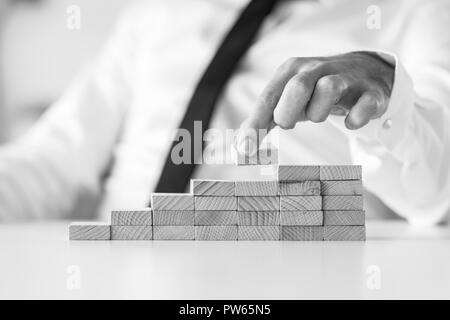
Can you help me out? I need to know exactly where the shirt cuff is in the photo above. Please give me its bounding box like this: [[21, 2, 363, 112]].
[[328, 51, 415, 156], [375, 51, 415, 152]]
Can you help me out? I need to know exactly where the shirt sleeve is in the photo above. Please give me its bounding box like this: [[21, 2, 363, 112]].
[[0, 10, 138, 221], [329, 1, 450, 226]]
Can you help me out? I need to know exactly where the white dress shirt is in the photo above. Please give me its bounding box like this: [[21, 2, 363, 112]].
[[0, 0, 449, 225]]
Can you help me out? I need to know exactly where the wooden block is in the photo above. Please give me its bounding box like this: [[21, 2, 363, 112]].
[[322, 196, 363, 210], [323, 210, 365, 226], [281, 226, 323, 241], [111, 226, 153, 240], [280, 211, 323, 226], [153, 210, 194, 226], [111, 209, 152, 226], [278, 165, 320, 181], [320, 165, 362, 180], [195, 226, 238, 241], [153, 226, 194, 240], [191, 180, 235, 196], [279, 181, 321, 195], [237, 148, 278, 165], [280, 196, 322, 211], [151, 194, 194, 210], [238, 226, 280, 241], [69, 223, 110, 240], [235, 181, 278, 196], [238, 196, 280, 211], [324, 226, 366, 241], [195, 211, 237, 226], [320, 180, 363, 195], [238, 211, 280, 226], [195, 196, 237, 211]]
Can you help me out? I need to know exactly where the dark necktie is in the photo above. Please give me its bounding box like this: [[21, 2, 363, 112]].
[[154, 0, 279, 194]]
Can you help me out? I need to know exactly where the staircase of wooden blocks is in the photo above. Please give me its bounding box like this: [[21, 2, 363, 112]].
[[69, 165, 365, 241]]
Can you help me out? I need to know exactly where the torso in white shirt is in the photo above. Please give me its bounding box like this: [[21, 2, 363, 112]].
[[97, 0, 417, 220]]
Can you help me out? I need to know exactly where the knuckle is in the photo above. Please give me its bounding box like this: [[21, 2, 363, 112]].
[[364, 93, 378, 106], [363, 93, 383, 114], [279, 57, 301, 73], [298, 59, 324, 74], [316, 75, 340, 93], [285, 75, 308, 91], [286, 72, 314, 92]]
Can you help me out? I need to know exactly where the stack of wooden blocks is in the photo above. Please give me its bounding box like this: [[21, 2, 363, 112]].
[[69, 165, 365, 241], [278, 165, 365, 241]]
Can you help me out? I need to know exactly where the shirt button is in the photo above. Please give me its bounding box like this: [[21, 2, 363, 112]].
[[382, 118, 392, 129]]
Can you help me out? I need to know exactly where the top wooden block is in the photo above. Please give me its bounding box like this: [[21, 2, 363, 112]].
[[111, 209, 153, 226], [320, 165, 362, 180], [151, 193, 194, 210], [278, 166, 320, 181], [235, 181, 278, 196], [191, 180, 235, 196], [279, 181, 321, 195]]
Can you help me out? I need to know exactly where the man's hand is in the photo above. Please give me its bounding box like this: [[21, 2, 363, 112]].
[[236, 52, 394, 154]]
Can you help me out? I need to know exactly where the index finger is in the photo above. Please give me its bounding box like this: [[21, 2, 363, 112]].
[[236, 58, 299, 155]]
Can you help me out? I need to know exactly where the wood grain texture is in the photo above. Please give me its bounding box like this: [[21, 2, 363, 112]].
[[320, 165, 362, 180], [322, 196, 363, 210], [238, 196, 280, 211], [111, 226, 153, 240], [280, 196, 322, 211], [238, 226, 280, 241], [323, 210, 365, 226], [195, 226, 238, 241], [191, 180, 235, 196], [153, 210, 194, 226], [237, 147, 278, 165], [281, 226, 324, 241], [111, 210, 152, 226], [69, 223, 110, 240], [280, 211, 323, 226], [235, 181, 278, 196], [278, 165, 320, 181], [279, 181, 321, 195], [238, 211, 280, 226], [153, 226, 194, 240], [324, 226, 366, 241], [195, 196, 237, 211], [195, 211, 237, 226], [151, 194, 194, 210], [320, 180, 363, 195]]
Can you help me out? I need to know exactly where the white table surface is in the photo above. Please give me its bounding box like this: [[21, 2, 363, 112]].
[[1, 220, 450, 299]]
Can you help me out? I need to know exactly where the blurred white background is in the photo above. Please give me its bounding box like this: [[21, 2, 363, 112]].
[[0, 0, 133, 142]]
